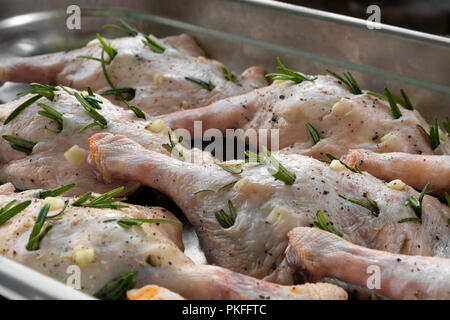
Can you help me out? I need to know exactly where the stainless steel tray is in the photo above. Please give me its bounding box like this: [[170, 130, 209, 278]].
[[0, 0, 449, 300]]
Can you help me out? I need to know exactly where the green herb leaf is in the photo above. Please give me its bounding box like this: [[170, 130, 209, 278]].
[[46, 200, 69, 220], [339, 194, 380, 216], [400, 89, 414, 110], [417, 118, 441, 150], [2, 135, 36, 155], [117, 218, 182, 229], [4, 94, 42, 125], [222, 67, 237, 83], [326, 69, 361, 94], [217, 180, 239, 192], [96, 33, 117, 61], [325, 153, 362, 174], [73, 187, 128, 209], [383, 87, 402, 119], [102, 87, 136, 101], [445, 192, 450, 208], [193, 189, 215, 195], [215, 161, 243, 174], [266, 57, 317, 83], [261, 146, 296, 185], [103, 19, 138, 37], [313, 210, 342, 237], [73, 92, 108, 129], [94, 270, 138, 300], [38, 103, 63, 133], [0, 200, 31, 226], [39, 183, 76, 199], [305, 122, 320, 145], [443, 117, 450, 134], [142, 34, 166, 54], [402, 182, 430, 222], [162, 131, 184, 160], [26, 204, 53, 251], [214, 200, 237, 229], [185, 77, 215, 91], [123, 100, 146, 119]]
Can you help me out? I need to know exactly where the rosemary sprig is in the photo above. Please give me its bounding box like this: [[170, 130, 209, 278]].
[[445, 192, 449, 207], [326, 69, 361, 94], [117, 218, 182, 229], [78, 51, 146, 119], [4, 83, 59, 125], [244, 150, 263, 163], [217, 180, 239, 192], [73, 91, 108, 129], [267, 57, 317, 83], [185, 77, 215, 91], [26, 204, 53, 251], [222, 67, 237, 83], [193, 189, 215, 195], [162, 131, 184, 160], [46, 200, 69, 220], [339, 194, 380, 216], [400, 89, 414, 110], [39, 183, 76, 199], [94, 270, 138, 300], [193, 180, 239, 195], [384, 87, 402, 119], [399, 182, 430, 223], [72, 187, 128, 209], [124, 100, 146, 119], [305, 122, 320, 145], [443, 117, 450, 134], [324, 153, 362, 174], [142, 34, 166, 54], [38, 103, 63, 133], [96, 33, 117, 61], [102, 88, 136, 101], [367, 88, 414, 111], [261, 146, 296, 185], [417, 118, 440, 150], [215, 200, 237, 229], [215, 161, 243, 174], [313, 210, 342, 237], [0, 200, 31, 226], [2, 135, 36, 154], [103, 19, 138, 37]]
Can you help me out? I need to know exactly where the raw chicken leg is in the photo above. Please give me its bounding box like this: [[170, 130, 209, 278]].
[[0, 184, 346, 300], [162, 78, 449, 158], [0, 34, 267, 116], [88, 133, 450, 283], [286, 227, 450, 300], [342, 149, 450, 197], [0, 86, 212, 195]]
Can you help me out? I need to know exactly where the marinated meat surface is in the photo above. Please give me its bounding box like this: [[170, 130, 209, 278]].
[[286, 227, 450, 300], [162, 78, 449, 158], [342, 150, 450, 197], [0, 184, 346, 300], [0, 34, 267, 116], [88, 133, 450, 284], [0, 87, 212, 195]]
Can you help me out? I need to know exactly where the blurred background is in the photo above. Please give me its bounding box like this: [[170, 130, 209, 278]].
[[279, 0, 450, 37]]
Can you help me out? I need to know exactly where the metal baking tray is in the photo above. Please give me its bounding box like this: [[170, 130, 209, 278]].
[[0, 0, 449, 299]]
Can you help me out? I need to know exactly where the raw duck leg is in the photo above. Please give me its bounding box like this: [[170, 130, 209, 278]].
[[342, 149, 450, 197], [0, 185, 346, 300], [88, 133, 450, 283], [161, 78, 449, 158], [286, 227, 450, 300], [0, 86, 211, 195], [0, 34, 267, 116]]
